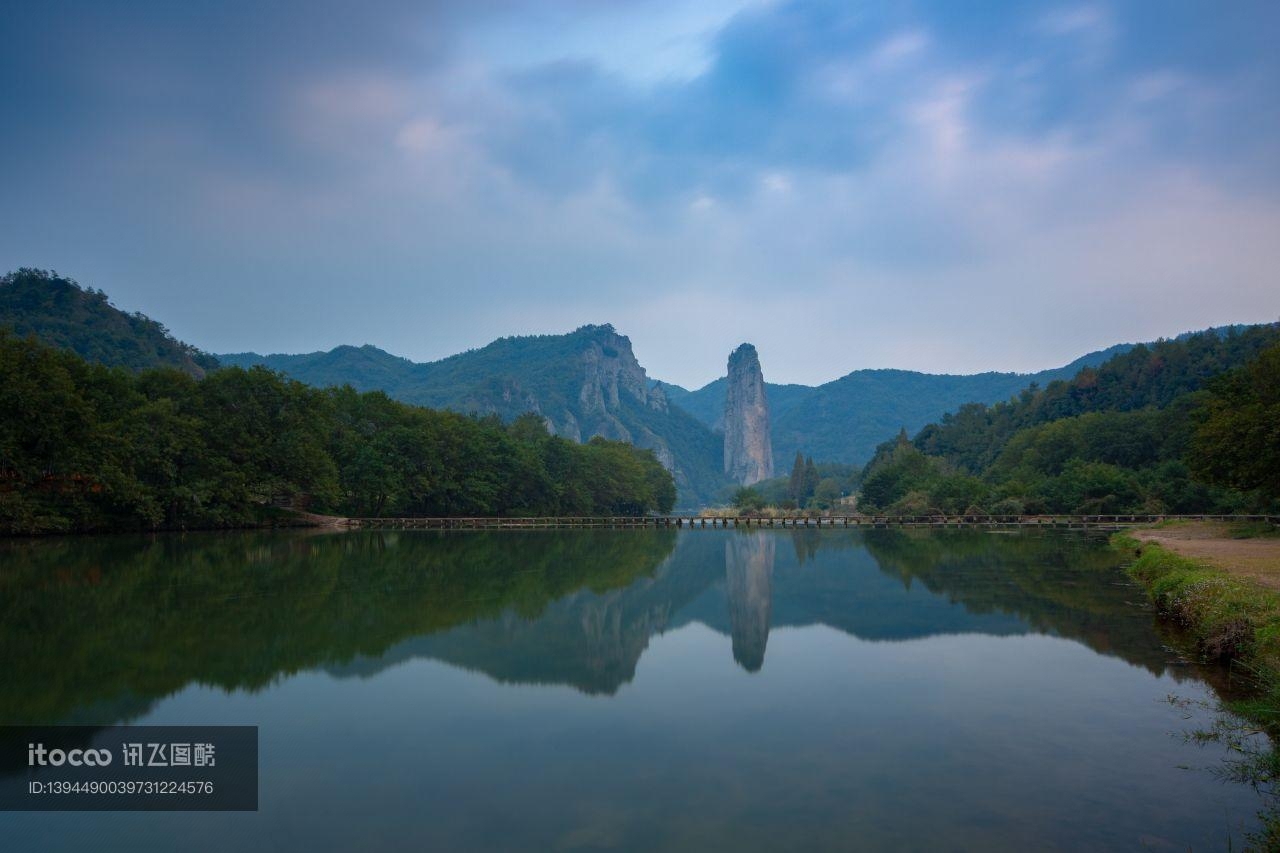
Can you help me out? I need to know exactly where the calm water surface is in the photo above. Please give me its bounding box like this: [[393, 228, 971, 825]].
[[0, 528, 1266, 850]]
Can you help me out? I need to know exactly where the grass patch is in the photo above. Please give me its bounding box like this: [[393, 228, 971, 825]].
[[1114, 532, 1280, 727], [1229, 521, 1280, 540]]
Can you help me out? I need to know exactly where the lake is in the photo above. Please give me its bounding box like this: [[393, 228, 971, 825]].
[[0, 528, 1266, 850]]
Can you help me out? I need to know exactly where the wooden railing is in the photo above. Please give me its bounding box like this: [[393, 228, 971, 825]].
[[345, 514, 1279, 531]]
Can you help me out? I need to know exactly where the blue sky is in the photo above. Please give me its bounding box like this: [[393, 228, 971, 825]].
[[2, 0, 1278, 387]]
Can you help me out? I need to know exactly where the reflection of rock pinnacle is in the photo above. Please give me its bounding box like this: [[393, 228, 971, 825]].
[[725, 532, 775, 672]]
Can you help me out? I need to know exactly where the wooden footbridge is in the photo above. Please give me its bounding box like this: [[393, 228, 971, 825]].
[[345, 514, 1278, 532]]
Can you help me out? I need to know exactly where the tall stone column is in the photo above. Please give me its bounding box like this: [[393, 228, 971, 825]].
[[723, 343, 774, 485]]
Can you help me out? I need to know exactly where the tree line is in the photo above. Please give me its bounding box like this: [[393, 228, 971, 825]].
[[0, 332, 676, 534], [730, 453, 857, 512], [857, 327, 1280, 515]]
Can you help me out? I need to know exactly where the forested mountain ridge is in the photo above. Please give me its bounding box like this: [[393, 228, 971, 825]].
[[661, 344, 1134, 467], [0, 332, 676, 534], [914, 324, 1280, 474], [0, 269, 218, 377], [8, 265, 1272, 514], [224, 325, 728, 505], [856, 324, 1280, 516], [220, 344, 417, 395]]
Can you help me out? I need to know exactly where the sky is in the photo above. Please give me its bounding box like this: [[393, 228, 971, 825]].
[[2, 0, 1278, 388]]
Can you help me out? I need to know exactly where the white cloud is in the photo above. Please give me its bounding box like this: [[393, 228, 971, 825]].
[[1038, 4, 1110, 37], [871, 30, 929, 68]]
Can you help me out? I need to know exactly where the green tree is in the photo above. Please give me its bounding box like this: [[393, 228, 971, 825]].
[[802, 456, 820, 503], [811, 478, 841, 509], [787, 451, 805, 501], [1190, 343, 1280, 501], [0, 334, 677, 532]]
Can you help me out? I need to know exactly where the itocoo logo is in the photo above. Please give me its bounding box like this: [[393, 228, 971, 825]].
[[28, 743, 113, 767]]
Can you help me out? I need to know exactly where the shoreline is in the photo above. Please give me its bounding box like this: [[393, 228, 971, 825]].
[[1113, 523, 1280, 723], [1132, 521, 1280, 590]]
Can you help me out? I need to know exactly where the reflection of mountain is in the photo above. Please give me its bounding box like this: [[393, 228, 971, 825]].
[[0, 530, 678, 722], [326, 529, 1177, 689], [725, 533, 774, 672], [325, 535, 729, 694], [2, 527, 1184, 726]]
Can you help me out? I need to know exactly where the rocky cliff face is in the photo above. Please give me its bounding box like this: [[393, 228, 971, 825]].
[[723, 343, 774, 485], [221, 323, 728, 505], [563, 324, 667, 440], [550, 326, 681, 477]]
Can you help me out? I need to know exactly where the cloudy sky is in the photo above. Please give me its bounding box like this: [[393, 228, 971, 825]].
[[2, 1, 1278, 387]]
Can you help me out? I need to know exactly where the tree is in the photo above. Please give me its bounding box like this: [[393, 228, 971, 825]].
[[802, 456, 820, 503], [811, 478, 841, 509], [0, 334, 679, 532], [732, 486, 765, 512], [787, 451, 805, 501], [1189, 343, 1280, 501]]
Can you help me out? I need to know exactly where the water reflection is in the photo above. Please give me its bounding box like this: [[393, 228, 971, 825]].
[[1, 528, 1191, 725], [0, 528, 1258, 851], [725, 533, 773, 671]]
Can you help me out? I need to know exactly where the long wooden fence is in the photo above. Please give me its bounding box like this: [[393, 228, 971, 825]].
[[345, 514, 1279, 531]]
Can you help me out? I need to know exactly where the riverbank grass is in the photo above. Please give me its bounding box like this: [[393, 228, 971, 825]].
[[1114, 531, 1280, 726]]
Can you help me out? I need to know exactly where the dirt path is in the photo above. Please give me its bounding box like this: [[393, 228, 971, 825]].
[[285, 509, 353, 529], [1133, 522, 1280, 590]]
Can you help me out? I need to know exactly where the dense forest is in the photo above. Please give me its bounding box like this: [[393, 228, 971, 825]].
[[223, 324, 729, 505], [0, 269, 219, 377], [0, 332, 676, 534], [857, 326, 1280, 515]]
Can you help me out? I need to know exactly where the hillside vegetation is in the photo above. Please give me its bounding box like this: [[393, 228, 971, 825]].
[[857, 326, 1280, 516], [0, 268, 218, 377], [0, 332, 675, 534], [667, 345, 1132, 467], [225, 325, 728, 505]]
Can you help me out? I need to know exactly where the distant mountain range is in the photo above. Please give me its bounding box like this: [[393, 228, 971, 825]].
[[222, 334, 1139, 496], [3, 266, 1265, 507], [656, 345, 1134, 467], [224, 325, 729, 505]]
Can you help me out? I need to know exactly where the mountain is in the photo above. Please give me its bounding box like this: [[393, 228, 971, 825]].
[[223, 325, 729, 506], [855, 324, 1280, 516], [658, 378, 812, 431], [664, 344, 1134, 468], [0, 268, 218, 377], [219, 344, 416, 394], [221, 329, 1171, 497], [913, 324, 1280, 475]]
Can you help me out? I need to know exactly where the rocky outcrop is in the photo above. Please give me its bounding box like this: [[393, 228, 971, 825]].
[[575, 325, 666, 418], [556, 324, 675, 462], [224, 323, 728, 505], [723, 343, 774, 485]]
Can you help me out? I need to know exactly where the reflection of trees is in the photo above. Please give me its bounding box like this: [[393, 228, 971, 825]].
[[725, 533, 775, 672], [859, 528, 1176, 677], [789, 528, 823, 566], [0, 530, 676, 724], [0, 527, 1207, 728]]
